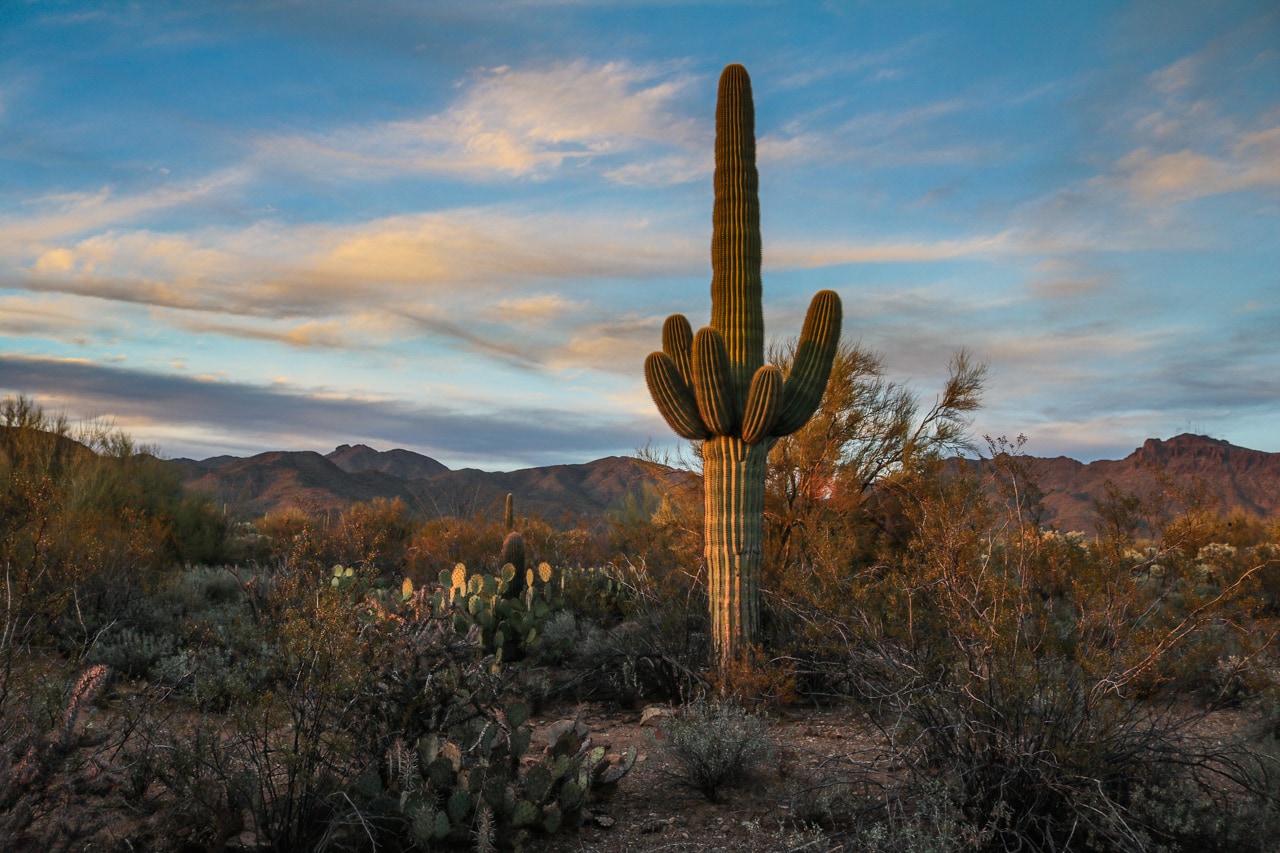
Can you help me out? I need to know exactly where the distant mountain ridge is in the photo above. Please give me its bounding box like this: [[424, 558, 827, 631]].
[[169, 434, 1279, 533], [1010, 433, 1280, 534], [172, 445, 669, 524]]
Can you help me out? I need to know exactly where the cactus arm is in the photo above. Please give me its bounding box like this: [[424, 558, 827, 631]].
[[741, 364, 783, 445], [645, 351, 711, 440], [662, 314, 696, 388], [691, 327, 739, 436], [711, 63, 764, 401], [773, 289, 843, 436]]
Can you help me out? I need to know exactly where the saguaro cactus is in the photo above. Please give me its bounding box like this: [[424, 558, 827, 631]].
[[645, 64, 842, 672]]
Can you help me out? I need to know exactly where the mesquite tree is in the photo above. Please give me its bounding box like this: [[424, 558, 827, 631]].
[[645, 64, 842, 671]]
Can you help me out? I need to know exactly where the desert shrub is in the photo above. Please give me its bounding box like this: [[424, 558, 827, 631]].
[[790, 440, 1280, 852], [86, 626, 177, 679], [654, 699, 772, 802], [0, 396, 215, 664], [168, 491, 233, 565], [853, 780, 996, 853], [555, 563, 637, 625], [331, 496, 416, 574], [1126, 754, 1280, 853], [549, 559, 710, 703], [254, 500, 415, 578], [76, 565, 259, 701], [173, 564, 243, 607], [606, 477, 703, 582]]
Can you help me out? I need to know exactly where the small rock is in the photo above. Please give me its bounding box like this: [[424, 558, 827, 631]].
[[639, 704, 672, 727], [639, 817, 670, 834], [592, 814, 616, 829], [544, 718, 589, 749]]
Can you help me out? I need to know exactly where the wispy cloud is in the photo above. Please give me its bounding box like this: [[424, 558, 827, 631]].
[[1108, 129, 1280, 202], [483, 294, 583, 324], [768, 232, 1015, 268], [1, 171, 248, 245], [0, 294, 107, 344], [256, 60, 701, 183], [548, 314, 659, 375], [1096, 36, 1280, 204], [15, 208, 701, 320]]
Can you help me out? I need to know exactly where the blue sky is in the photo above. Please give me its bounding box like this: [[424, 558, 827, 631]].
[[1, 1, 1277, 470]]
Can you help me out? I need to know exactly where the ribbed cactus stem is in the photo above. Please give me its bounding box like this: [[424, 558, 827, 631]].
[[500, 493, 526, 596], [703, 436, 767, 667], [643, 63, 842, 675], [500, 533, 526, 597], [712, 64, 765, 402]]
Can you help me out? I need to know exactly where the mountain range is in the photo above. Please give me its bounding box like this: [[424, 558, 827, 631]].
[[170, 434, 1280, 533], [172, 445, 670, 525]]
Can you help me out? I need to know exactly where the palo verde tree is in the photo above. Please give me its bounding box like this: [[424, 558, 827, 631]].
[[765, 340, 986, 573], [645, 64, 842, 672]]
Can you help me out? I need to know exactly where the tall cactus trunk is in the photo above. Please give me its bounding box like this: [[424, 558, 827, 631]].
[[703, 435, 767, 670]]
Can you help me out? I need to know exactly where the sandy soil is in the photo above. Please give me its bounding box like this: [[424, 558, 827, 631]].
[[525, 702, 879, 853]]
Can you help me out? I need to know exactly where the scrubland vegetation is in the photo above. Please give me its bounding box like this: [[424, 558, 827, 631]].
[[4, 389, 1280, 852]]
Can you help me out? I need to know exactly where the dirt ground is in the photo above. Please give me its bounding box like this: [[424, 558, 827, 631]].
[[524, 701, 878, 853]]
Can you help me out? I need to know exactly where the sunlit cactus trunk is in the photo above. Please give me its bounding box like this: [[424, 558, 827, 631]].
[[644, 64, 842, 675], [703, 436, 768, 670]]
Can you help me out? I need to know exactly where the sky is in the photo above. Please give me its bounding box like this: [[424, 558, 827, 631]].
[[1, 1, 1277, 471]]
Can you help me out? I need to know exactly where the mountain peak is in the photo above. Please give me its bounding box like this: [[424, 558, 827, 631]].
[[325, 444, 449, 480], [1132, 433, 1258, 467]]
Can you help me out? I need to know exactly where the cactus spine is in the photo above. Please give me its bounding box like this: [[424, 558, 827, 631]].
[[644, 64, 842, 672]]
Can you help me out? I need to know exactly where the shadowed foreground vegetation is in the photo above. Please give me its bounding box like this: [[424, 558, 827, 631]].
[[4, 394, 1280, 852]]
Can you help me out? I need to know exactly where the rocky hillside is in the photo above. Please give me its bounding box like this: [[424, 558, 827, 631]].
[[1007, 434, 1280, 533]]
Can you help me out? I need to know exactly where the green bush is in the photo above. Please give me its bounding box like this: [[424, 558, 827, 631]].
[[654, 699, 772, 802]]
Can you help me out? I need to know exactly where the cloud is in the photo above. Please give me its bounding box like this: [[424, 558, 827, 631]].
[[0, 171, 247, 246], [15, 208, 702, 321], [483, 294, 582, 324], [755, 97, 992, 172], [0, 352, 652, 469], [1109, 134, 1280, 202], [172, 317, 368, 350], [1094, 36, 1280, 204], [774, 35, 935, 90], [768, 232, 1016, 268], [0, 294, 107, 344], [1025, 258, 1112, 300], [256, 60, 701, 183], [548, 315, 659, 375]]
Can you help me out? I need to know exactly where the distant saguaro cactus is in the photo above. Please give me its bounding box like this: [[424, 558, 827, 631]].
[[500, 493, 527, 597], [645, 64, 842, 672]]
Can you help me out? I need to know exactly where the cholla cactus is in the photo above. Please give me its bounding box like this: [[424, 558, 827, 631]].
[[61, 664, 108, 746], [645, 64, 841, 671]]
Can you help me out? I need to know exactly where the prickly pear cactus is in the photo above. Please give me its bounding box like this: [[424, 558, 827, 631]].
[[644, 64, 842, 672], [443, 560, 561, 664], [386, 697, 633, 851]]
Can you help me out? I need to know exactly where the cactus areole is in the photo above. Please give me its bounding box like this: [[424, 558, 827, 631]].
[[644, 64, 842, 672]]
